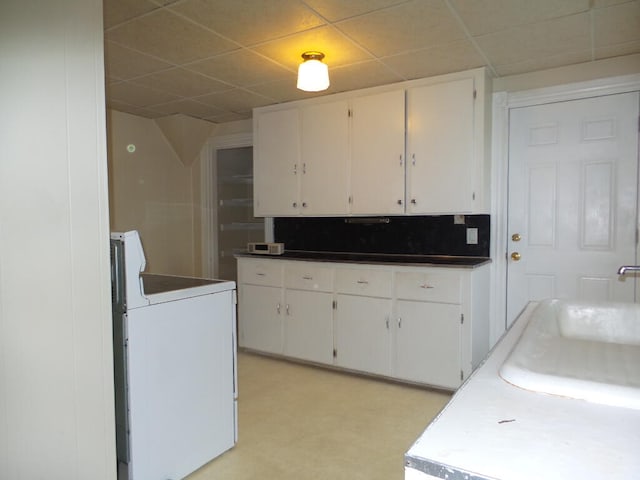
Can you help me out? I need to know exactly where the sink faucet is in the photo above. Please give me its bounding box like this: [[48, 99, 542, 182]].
[[617, 265, 640, 275]]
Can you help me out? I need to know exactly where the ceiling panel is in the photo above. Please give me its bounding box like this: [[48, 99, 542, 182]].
[[449, 0, 590, 36], [129, 68, 231, 97], [382, 39, 486, 80], [336, 0, 466, 57], [186, 50, 294, 87], [103, 0, 159, 28], [104, 41, 173, 81], [593, 1, 640, 47], [474, 13, 591, 67], [107, 81, 181, 107], [106, 9, 237, 64], [252, 25, 373, 70], [301, 0, 410, 22], [103, 0, 640, 123], [170, 0, 326, 46]]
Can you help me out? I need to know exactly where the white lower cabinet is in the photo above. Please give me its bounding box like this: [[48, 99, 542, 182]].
[[237, 257, 489, 389], [238, 283, 283, 354], [284, 289, 333, 364], [394, 300, 461, 389], [282, 262, 334, 364], [334, 294, 392, 376], [237, 258, 285, 354]]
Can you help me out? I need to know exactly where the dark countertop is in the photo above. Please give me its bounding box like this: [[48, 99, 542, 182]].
[[235, 251, 491, 268]]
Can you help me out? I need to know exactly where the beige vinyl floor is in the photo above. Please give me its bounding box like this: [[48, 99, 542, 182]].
[[186, 352, 451, 480]]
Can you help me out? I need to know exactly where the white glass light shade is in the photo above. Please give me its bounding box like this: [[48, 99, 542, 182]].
[[297, 53, 329, 92]]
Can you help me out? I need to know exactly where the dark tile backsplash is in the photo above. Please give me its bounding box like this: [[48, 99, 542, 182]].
[[274, 215, 490, 257]]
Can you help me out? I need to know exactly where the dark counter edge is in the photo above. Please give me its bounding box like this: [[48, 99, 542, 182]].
[[235, 251, 491, 268]]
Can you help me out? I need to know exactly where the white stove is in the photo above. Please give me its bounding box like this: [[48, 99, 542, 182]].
[[111, 231, 237, 480]]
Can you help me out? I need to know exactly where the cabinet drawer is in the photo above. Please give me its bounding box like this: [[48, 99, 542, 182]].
[[335, 268, 392, 298], [285, 263, 333, 292], [395, 271, 461, 304], [238, 259, 283, 287]]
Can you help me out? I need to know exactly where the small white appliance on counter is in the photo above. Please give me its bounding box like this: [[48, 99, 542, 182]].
[[110, 230, 237, 480], [247, 242, 284, 255]]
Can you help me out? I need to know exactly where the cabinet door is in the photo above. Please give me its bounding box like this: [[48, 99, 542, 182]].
[[407, 78, 474, 214], [238, 284, 283, 354], [284, 289, 334, 364], [300, 101, 350, 215], [334, 294, 392, 376], [254, 108, 300, 216], [351, 90, 406, 215], [395, 300, 461, 389]]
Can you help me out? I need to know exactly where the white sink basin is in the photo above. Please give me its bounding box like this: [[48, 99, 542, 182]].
[[500, 299, 640, 409]]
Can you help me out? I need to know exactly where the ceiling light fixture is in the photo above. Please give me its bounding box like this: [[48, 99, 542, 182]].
[[297, 51, 330, 92]]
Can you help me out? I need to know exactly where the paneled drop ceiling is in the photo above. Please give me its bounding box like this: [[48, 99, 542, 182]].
[[104, 0, 640, 123]]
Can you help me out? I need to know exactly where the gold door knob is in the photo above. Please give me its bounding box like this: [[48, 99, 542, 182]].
[[511, 252, 521, 261], [512, 233, 521, 242]]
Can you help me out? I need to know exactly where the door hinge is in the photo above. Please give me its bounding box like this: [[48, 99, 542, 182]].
[[460, 313, 464, 325], [332, 300, 337, 310]]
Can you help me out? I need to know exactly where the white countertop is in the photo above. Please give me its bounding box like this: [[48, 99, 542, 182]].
[[405, 302, 640, 480]]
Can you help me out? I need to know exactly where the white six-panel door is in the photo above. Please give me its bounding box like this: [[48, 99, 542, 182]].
[[507, 92, 640, 324]]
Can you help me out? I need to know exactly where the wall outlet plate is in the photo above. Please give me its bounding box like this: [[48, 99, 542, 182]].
[[466, 228, 478, 245]]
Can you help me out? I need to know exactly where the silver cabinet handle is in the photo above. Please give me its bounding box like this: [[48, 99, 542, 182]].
[[398, 317, 402, 328], [411, 199, 417, 205], [292, 202, 297, 208], [411, 153, 416, 166], [256, 272, 265, 276], [420, 284, 434, 289], [303, 275, 313, 280], [303, 163, 306, 174], [302, 202, 307, 208], [385, 317, 390, 329], [397, 199, 403, 205], [399, 154, 403, 166], [276, 303, 281, 314], [293, 164, 297, 174], [356, 280, 369, 285], [286, 304, 290, 315]]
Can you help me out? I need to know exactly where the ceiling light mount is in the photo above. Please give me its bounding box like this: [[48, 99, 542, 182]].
[[297, 51, 330, 92], [301, 51, 325, 62]]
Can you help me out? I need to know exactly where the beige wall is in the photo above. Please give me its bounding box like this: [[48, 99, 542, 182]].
[[108, 112, 252, 277], [0, 1, 116, 478], [108, 110, 197, 275]]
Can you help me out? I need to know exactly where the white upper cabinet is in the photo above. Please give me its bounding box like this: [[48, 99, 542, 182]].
[[253, 68, 491, 217], [300, 100, 350, 215], [351, 90, 406, 215], [407, 78, 475, 214], [254, 108, 300, 216]]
